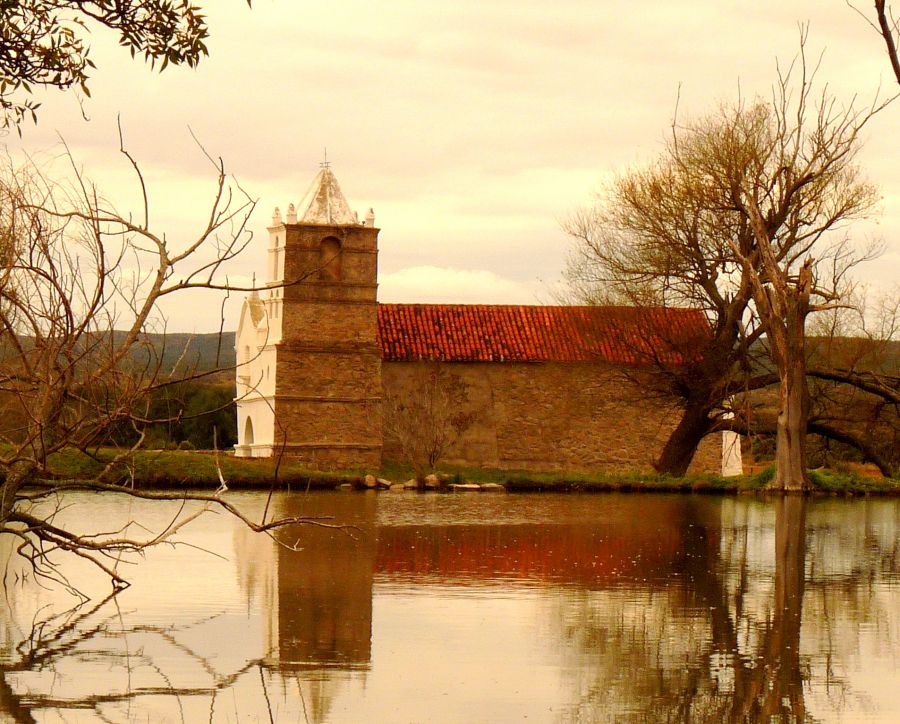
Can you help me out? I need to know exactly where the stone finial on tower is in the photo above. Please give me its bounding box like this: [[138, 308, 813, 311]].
[[364, 208, 376, 227], [272, 206, 282, 225], [286, 203, 297, 224]]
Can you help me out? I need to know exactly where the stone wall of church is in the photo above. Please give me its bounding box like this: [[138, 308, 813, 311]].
[[273, 345, 383, 469], [381, 360, 720, 474]]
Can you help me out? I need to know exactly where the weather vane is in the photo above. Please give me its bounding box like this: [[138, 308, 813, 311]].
[[320, 147, 330, 168]]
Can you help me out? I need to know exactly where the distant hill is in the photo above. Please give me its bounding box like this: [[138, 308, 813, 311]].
[[1, 331, 236, 376], [140, 331, 237, 374], [748, 335, 900, 376], [806, 336, 900, 374]]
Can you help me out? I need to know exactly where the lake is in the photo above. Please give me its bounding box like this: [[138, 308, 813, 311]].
[[1, 491, 898, 722]]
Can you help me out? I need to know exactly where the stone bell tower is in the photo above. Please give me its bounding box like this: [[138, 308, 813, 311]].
[[234, 165, 382, 467]]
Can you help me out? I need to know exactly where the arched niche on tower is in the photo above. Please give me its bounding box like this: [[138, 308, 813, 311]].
[[319, 236, 342, 281]]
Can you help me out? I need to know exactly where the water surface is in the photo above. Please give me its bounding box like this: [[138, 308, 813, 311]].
[[1, 491, 898, 722]]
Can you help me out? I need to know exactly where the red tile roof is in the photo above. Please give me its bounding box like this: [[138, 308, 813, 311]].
[[377, 304, 709, 365]]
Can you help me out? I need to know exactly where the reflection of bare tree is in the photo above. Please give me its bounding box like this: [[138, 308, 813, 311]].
[[0, 595, 271, 721], [4, 494, 897, 721], [0, 493, 378, 723], [1, 583, 371, 724], [678, 498, 807, 722], [719, 496, 807, 722], [551, 497, 898, 723]]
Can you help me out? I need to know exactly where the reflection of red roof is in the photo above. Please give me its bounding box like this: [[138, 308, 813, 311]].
[[374, 523, 686, 586], [377, 304, 708, 364]]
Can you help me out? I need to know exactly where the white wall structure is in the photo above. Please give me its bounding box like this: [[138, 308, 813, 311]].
[[721, 411, 744, 476], [233, 204, 286, 457]]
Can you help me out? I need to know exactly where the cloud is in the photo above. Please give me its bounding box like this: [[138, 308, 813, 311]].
[[378, 266, 542, 304], [6, 0, 899, 332]]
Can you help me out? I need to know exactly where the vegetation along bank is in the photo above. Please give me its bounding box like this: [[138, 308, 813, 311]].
[[15, 448, 900, 497]]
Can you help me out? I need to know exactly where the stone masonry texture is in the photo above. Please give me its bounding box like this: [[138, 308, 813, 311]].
[[380, 360, 719, 473]]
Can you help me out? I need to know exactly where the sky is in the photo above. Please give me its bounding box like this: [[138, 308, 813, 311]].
[[5, 0, 900, 332]]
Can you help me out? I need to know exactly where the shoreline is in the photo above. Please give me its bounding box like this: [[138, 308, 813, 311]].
[[18, 448, 900, 497]]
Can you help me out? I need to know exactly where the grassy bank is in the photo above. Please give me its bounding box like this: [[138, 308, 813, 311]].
[[500, 466, 900, 496], [37, 448, 359, 490], [13, 447, 899, 496]]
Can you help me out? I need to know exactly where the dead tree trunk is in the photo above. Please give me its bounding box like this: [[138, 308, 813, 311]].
[[875, 0, 900, 85], [742, 201, 817, 493], [771, 289, 812, 492]]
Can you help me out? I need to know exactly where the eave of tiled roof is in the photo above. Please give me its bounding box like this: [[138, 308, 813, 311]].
[[377, 304, 709, 365]]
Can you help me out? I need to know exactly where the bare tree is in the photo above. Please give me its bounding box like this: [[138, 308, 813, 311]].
[[849, 1, 900, 85], [383, 362, 477, 484], [0, 141, 327, 596], [722, 53, 884, 490], [875, 0, 900, 82], [565, 46, 887, 489], [563, 148, 766, 477], [803, 293, 900, 476]]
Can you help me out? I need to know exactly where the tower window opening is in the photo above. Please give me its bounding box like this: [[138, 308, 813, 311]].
[[319, 236, 342, 281]]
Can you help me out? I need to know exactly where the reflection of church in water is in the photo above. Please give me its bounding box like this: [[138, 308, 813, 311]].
[[233, 495, 378, 723], [230, 493, 837, 723], [235, 495, 378, 671], [233, 493, 714, 674]]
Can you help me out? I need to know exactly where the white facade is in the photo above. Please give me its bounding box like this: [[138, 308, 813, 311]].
[[233, 214, 285, 457], [721, 430, 743, 477], [720, 410, 743, 477]]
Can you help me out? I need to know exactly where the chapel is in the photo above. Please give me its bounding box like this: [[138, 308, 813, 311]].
[[234, 167, 742, 475]]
